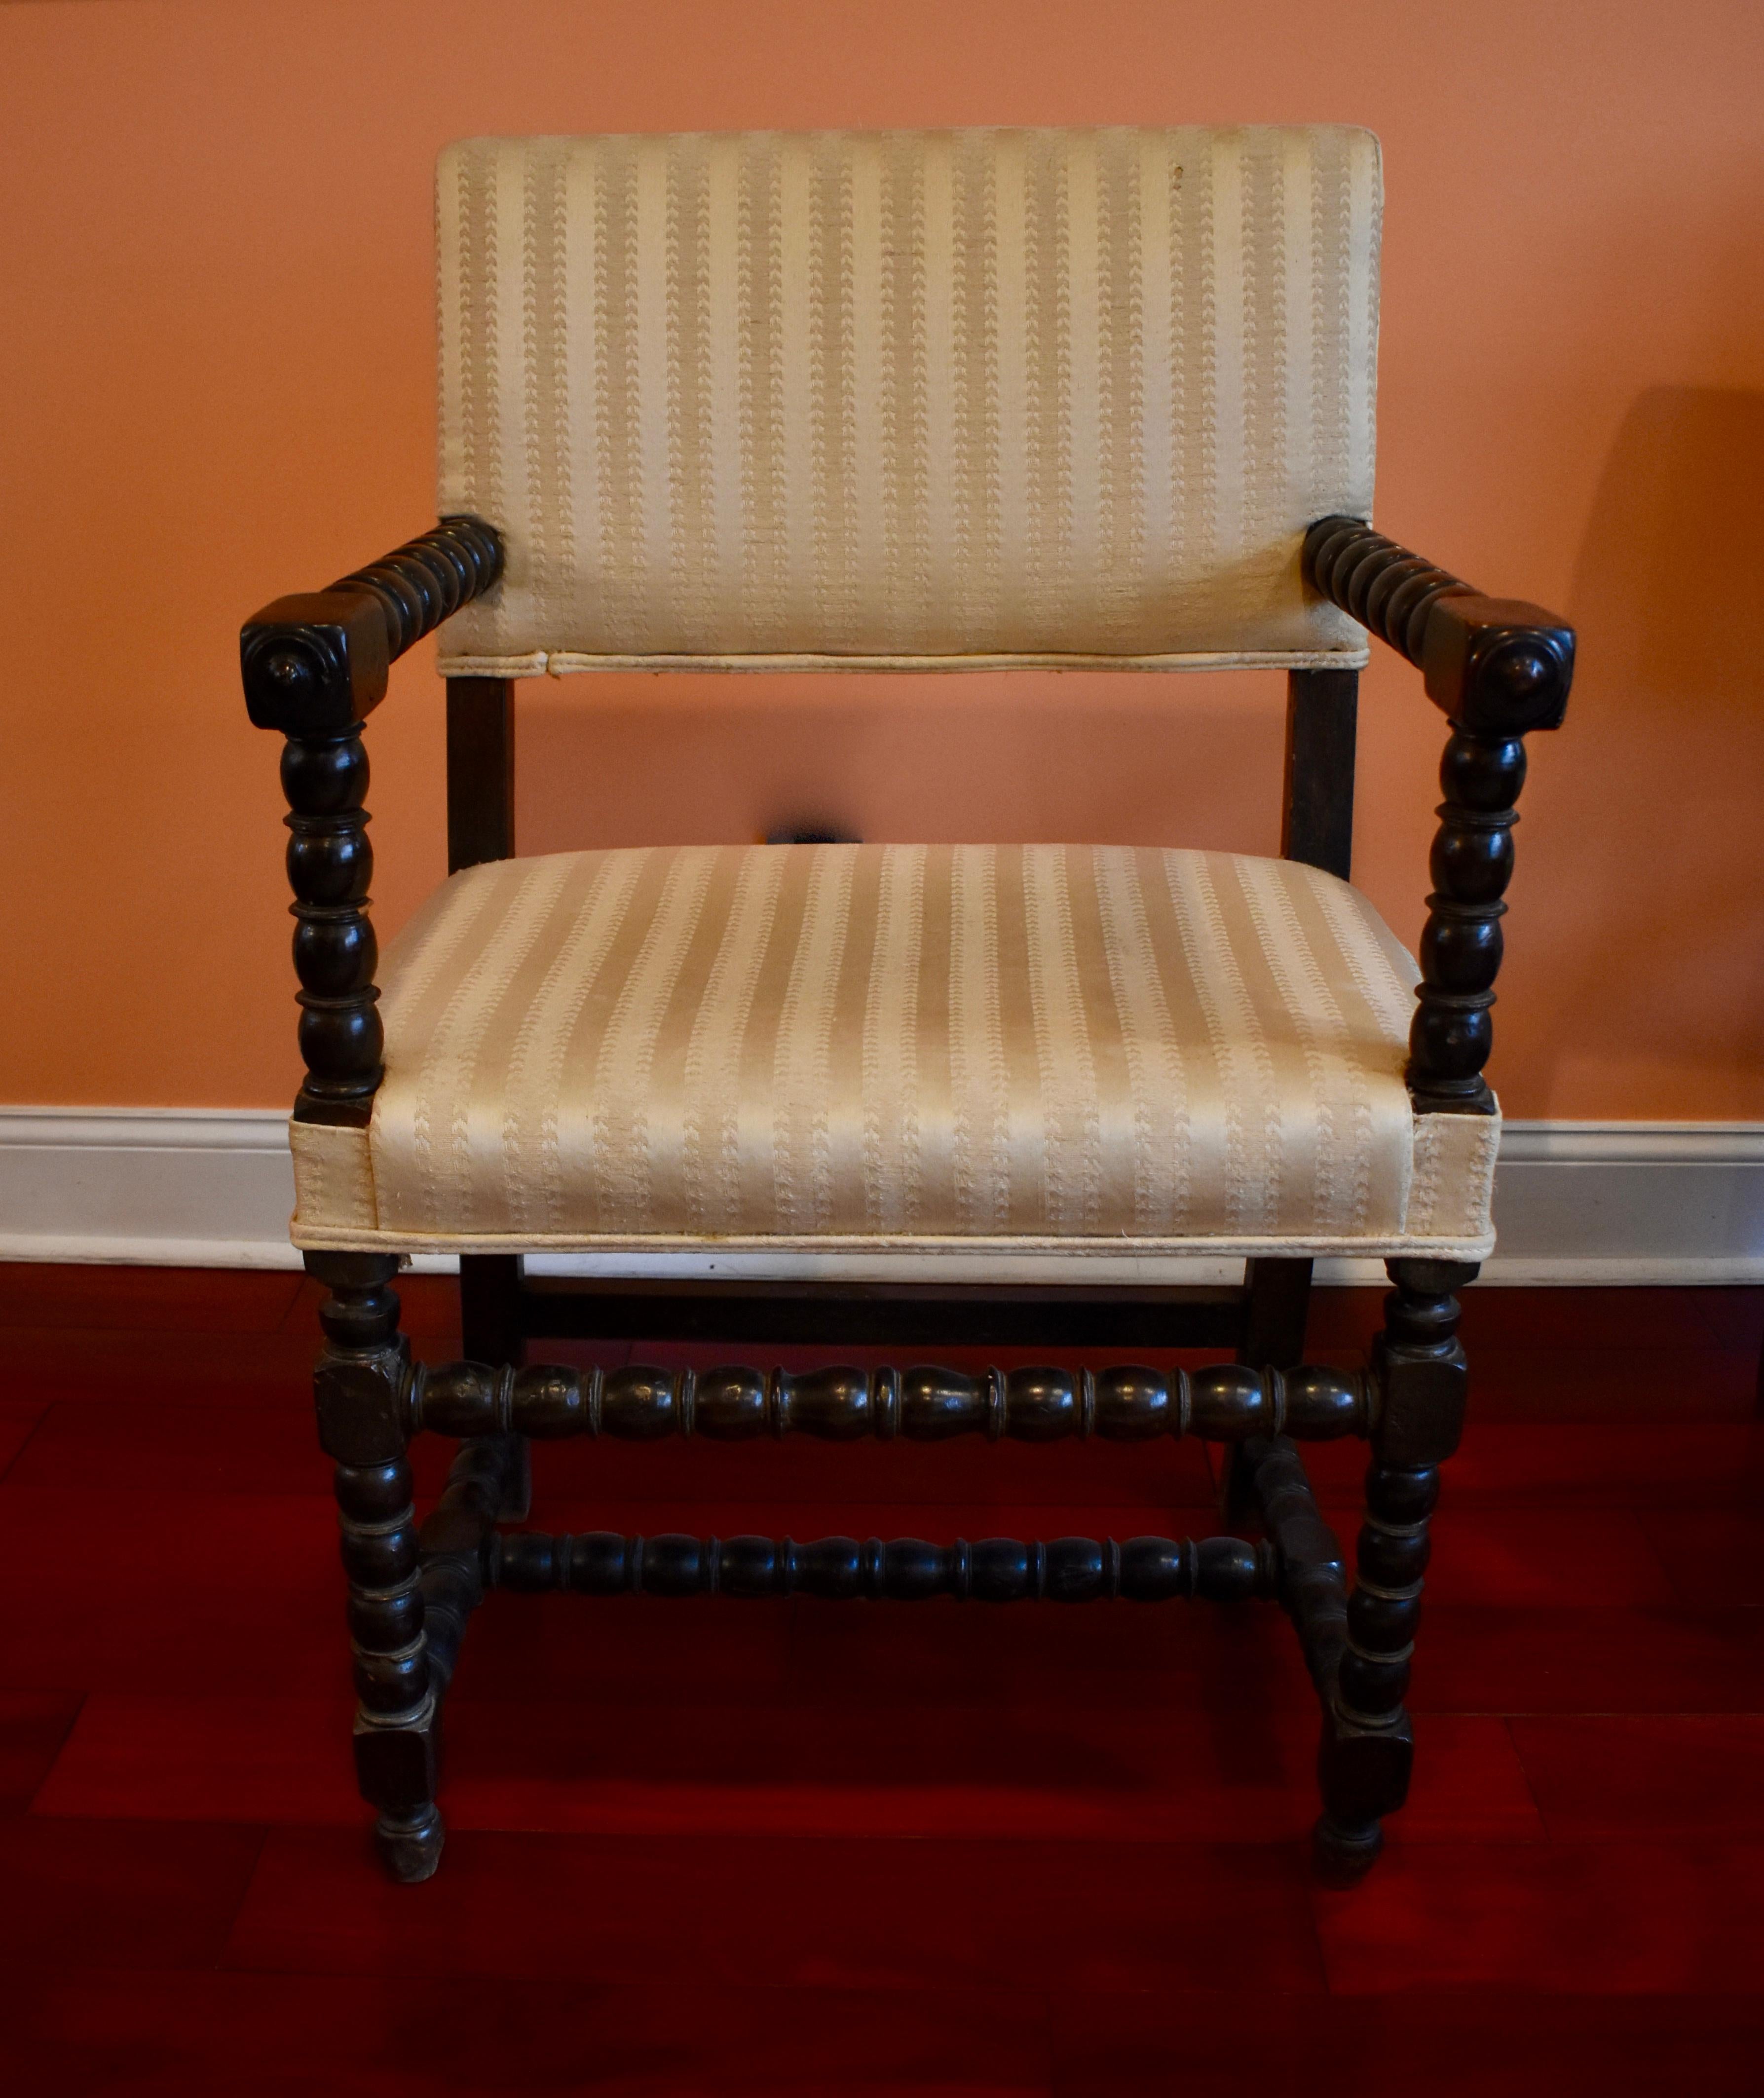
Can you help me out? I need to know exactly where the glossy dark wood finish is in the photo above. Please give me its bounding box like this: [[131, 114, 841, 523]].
[[241, 507, 1574, 1884], [1305, 517, 1575, 726], [1220, 1256, 1314, 1523], [331, 516, 504, 672], [242, 517, 502, 735], [280, 729, 381, 1126], [459, 1256, 524, 1366], [458, 1254, 529, 1520], [418, 1434, 524, 1696], [1306, 517, 1474, 672], [1406, 727, 1526, 1113], [441, 687, 531, 1521], [1314, 1256, 1478, 1884], [303, 1250, 442, 1884], [1303, 515, 1574, 1117], [409, 1357, 1371, 1445], [489, 1528, 1277, 1603], [1245, 1433, 1348, 1697], [1240, 1259, 1314, 1370], [1281, 669, 1357, 880], [446, 677, 516, 874], [248, 518, 505, 1129]]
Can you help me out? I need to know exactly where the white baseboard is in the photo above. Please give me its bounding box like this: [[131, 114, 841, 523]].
[[0, 1110, 300, 1273], [1, 1106, 1761, 1286]]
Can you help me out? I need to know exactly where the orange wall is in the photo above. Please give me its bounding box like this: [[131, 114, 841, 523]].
[[2, 0, 1762, 1119]]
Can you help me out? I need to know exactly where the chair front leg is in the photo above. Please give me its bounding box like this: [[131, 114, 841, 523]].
[[307, 1251, 444, 1882], [1315, 1256, 1476, 1882]]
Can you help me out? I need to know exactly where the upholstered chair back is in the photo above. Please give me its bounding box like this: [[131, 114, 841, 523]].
[[436, 126, 1382, 677]]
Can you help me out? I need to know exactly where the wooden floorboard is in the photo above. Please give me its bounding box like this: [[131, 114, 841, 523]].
[[0, 1263, 1761, 2092]]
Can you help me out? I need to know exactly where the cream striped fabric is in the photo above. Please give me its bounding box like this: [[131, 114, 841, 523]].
[[287, 845, 1497, 1259], [436, 127, 1382, 674]]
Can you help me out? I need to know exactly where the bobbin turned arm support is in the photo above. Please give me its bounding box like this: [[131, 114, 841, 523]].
[[1303, 517, 1575, 1115], [238, 518, 504, 1126]]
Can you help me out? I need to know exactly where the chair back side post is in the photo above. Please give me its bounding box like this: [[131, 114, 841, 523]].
[[443, 673, 524, 1363], [1249, 660, 1360, 1399], [1281, 666, 1359, 881], [446, 676, 516, 874]]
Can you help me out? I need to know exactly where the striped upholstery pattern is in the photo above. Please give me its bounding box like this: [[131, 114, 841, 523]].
[[289, 846, 1499, 1259], [436, 126, 1382, 674]]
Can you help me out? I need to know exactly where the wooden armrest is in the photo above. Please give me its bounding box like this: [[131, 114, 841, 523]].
[[241, 515, 504, 735], [241, 517, 501, 1126], [1303, 516, 1574, 736], [1302, 517, 1577, 1117]]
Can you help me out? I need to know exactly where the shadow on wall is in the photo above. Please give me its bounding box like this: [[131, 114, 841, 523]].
[[513, 669, 1287, 860], [1505, 386, 1764, 1118]]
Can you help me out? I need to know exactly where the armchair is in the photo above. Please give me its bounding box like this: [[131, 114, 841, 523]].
[[241, 126, 1572, 1885]]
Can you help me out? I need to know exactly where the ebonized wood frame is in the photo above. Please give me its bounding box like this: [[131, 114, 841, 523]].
[[1303, 516, 1575, 1116], [242, 512, 1573, 1887]]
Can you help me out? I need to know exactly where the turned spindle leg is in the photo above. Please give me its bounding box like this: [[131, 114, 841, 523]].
[[308, 1250, 442, 1883], [1314, 1256, 1476, 1884]]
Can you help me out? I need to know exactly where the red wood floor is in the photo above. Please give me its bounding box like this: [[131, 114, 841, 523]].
[[2, 1265, 1763, 2095]]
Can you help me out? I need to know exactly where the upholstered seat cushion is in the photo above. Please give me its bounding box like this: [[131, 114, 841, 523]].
[[289, 844, 1497, 1259]]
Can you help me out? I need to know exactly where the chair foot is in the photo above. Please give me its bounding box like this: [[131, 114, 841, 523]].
[[375, 1804, 445, 1883], [1312, 1811, 1383, 1885]]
